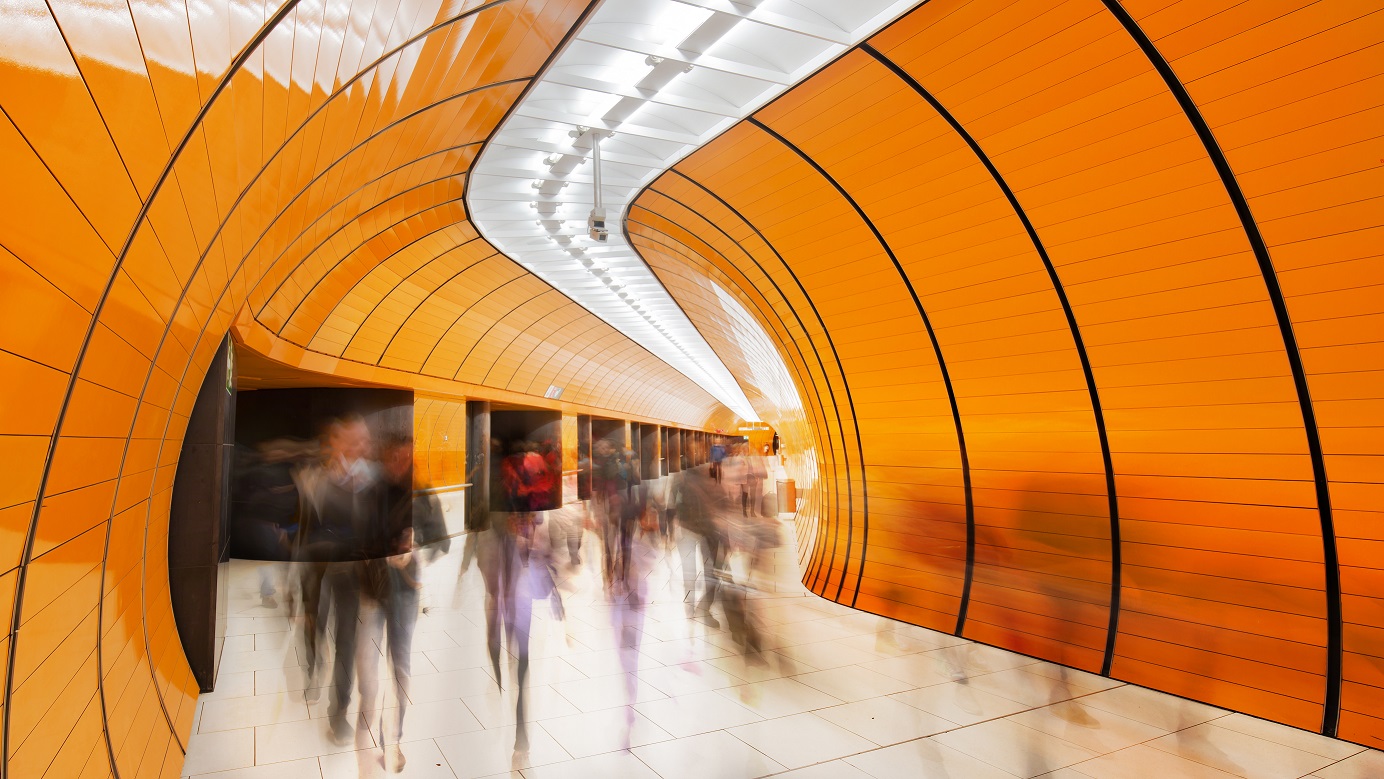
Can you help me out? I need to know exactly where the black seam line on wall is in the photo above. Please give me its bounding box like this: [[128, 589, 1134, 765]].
[[624, 217, 840, 512], [520, 316, 611, 397], [861, 44, 1123, 672], [507, 303, 592, 393], [340, 236, 485, 356], [108, 67, 519, 765], [3, 0, 309, 770], [284, 199, 472, 339], [254, 160, 478, 321], [377, 254, 497, 363], [232, 2, 530, 314], [639, 180, 851, 592], [624, 208, 843, 588], [474, 290, 567, 385], [43, 0, 146, 255], [625, 207, 834, 445], [237, 0, 525, 316], [532, 327, 615, 401], [748, 116, 968, 610], [613, 208, 761, 429], [419, 273, 530, 371], [496, 303, 603, 393], [1100, 0, 1341, 735], [664, 169, 863, 596], [248, 68, 522, 316], [85, 25, 581, 696], [624, 198, 838, 470]]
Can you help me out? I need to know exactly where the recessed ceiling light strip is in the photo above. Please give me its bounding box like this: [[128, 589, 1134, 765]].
[[469, 0, 921, 421]]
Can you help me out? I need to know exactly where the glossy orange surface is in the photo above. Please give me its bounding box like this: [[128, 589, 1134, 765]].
[[2, 0, 1381, 770], [632, 0, 1383, 749], [0, 0, 739, 774]]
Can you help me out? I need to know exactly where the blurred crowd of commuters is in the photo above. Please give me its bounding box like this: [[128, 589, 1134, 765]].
[[232, 419, 783, 774]]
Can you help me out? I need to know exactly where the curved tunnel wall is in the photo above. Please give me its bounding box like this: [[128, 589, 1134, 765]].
[[0, 0, 749, 775], [632, 0, 1383, 746]]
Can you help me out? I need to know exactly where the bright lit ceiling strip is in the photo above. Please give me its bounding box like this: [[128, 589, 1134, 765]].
[[469, 0, 921, 422]]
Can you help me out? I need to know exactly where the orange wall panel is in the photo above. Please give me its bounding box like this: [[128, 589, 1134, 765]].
[[631, 0, 1383, 748]]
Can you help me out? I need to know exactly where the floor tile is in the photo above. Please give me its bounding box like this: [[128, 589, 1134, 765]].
[[519, 749, 661, 779], [187, 757, 323, 779], [463, 685, 581, 728], [634, 690, 763, 737], [219, 647, 302, 674], [728, 711, 876, 769], [816, 696, 958, 746], [889, 680, 1024, 726], [407, 668, 502, 702], [200, 695, 310, 732], [717, 677, 843, 718], [1315, 748, 1384, 778], [181, 728, 255, 775], [256, 715, 374, 764], [632, 730, 784, 779], [965, 667, 1104, 708], [550, 672, 668, 712], [563, 647, 663, 678], [434, 724, 570, 779], [1007, 698, 1168, 754], [774, 640, 881, 670], [1213, 713, 1363, 760], [537, 705, 672, 757], [1060, 743, 1244, 779], [860, 653, 966, 688], [769, 760, 875, 779], [844, 737, 1017, 779], [1076, 684, 1228, 732], [1147, 721, 1339, 779], [638, 636, 735, 665], [705, 650, 813, 683], [638, 659, 748, 697], [318, 738, 457, 778], [934, 718, 1099, 777], [364, 698, 484, 743], [199, 671, 257, 702], [793, 665, 915, 703]]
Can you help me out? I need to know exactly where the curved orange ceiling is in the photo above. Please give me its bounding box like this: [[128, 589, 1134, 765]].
[[631, 0, 1383, 747]]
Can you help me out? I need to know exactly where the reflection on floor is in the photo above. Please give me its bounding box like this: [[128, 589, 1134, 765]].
[[182, 519, 1383, 779]]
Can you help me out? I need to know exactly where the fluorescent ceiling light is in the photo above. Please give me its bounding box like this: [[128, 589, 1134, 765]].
[[469, 0, 921, 422]]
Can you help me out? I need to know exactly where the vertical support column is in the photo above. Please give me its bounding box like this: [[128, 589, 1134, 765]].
[[641, 424, 659, 480], [629, 422, 643, 482], [577, 414, 592, 501], [466, 400, 491, 533]]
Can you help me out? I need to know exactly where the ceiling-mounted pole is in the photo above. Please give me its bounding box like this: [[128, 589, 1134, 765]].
[[587, 128, 608, 242]]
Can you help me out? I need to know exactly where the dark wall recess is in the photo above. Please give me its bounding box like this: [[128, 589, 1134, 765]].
[[642, 424, 659, 480], [169, 336, 237, 692], [577, 414, 592, 500], [466, 401, 492, 532], [489, 409, 563, 512]]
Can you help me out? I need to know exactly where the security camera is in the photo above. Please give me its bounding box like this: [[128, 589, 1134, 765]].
[[588, 207, 608, 242]]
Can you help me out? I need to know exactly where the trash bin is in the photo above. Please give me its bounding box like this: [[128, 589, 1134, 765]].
[[775, 479, 796, 516]]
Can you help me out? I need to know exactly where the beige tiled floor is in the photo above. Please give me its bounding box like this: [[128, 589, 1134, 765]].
[[183, 520, 1382, 779]]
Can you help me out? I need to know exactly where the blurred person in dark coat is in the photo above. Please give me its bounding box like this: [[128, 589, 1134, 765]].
[[294, 415, 386, 745]]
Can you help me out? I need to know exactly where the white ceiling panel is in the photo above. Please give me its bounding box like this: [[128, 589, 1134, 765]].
[[468, 0, 921, 422]]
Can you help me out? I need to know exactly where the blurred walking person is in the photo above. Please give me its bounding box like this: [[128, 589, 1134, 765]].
[[294, 416, 385, 745]]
